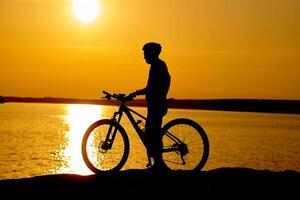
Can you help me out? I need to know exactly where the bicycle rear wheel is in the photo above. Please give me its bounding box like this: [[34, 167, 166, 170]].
[[81, 119, 129, 174], [161, 118, 209, 171]]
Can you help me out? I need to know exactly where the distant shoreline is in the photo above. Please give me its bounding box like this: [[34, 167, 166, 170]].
[[1, 96, 300, 114]]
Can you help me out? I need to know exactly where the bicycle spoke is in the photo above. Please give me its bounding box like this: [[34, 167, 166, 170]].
[[82, 120, 129, 173], [162, 118, 209, 171]]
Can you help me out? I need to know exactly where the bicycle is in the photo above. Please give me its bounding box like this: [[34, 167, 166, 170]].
[[81, 91, 209, 173]]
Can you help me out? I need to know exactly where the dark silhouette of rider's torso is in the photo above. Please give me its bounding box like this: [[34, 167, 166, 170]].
[[146, 58, 170, 112]]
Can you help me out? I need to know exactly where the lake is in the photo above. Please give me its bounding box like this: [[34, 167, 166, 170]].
[[0, 103, 299, 179]]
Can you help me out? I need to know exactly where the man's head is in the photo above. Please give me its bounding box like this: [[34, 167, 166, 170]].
[[142, 42, 162, 64]]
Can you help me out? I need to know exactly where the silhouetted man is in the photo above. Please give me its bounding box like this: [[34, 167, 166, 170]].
[[129, 42, 170, 170]]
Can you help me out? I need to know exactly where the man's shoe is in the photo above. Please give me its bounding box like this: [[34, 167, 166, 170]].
[[147, 163, 170, 173]]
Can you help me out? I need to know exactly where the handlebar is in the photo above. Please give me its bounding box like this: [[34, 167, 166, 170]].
[[102, 91, 132, 103], [102, 91, 110, 96], [102, 90, 175, 104]]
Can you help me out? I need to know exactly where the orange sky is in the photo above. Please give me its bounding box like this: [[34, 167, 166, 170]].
[[0, 0, 299, 100]]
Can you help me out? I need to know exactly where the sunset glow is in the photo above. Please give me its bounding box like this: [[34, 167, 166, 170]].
[[72, 0, 100, 24], [0, 0, 299, 100]]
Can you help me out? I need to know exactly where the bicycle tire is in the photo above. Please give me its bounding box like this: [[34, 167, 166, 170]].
[[161, 118, 209, 171], [81, 119, 130, 174]]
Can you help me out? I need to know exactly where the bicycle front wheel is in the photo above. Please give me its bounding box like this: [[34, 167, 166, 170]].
[[81, 119, 129, 174], [161, 118, 209, 171]]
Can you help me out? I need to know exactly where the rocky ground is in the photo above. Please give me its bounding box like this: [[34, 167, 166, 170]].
[[0, 167, 299, 198]]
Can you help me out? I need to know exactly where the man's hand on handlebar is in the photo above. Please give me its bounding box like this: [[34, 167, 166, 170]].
[[125, 92, 136, 101], [128, 91, 137, 99]]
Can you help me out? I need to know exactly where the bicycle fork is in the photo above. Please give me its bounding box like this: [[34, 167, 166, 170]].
[[101, 111, 123, 151]]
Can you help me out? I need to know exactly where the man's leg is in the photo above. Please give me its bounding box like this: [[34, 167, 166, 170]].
[[145, 109, 164, 167]]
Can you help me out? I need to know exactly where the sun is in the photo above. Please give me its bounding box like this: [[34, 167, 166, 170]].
[[72, 0, 101, 24]]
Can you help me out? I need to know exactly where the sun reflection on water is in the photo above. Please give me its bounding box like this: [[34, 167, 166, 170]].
[[59, 104, 103, 175]]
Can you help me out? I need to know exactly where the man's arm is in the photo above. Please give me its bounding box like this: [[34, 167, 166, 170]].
[[134, 88, 147, 96], [128, 87, 147, 99]]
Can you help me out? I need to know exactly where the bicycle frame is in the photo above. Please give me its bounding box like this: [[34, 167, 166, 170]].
[[104, 102, 185, 154], [104, 102, 148, 149]]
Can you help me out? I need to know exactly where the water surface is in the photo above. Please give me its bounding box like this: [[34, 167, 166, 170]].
[[0, 103, 299, 179]]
